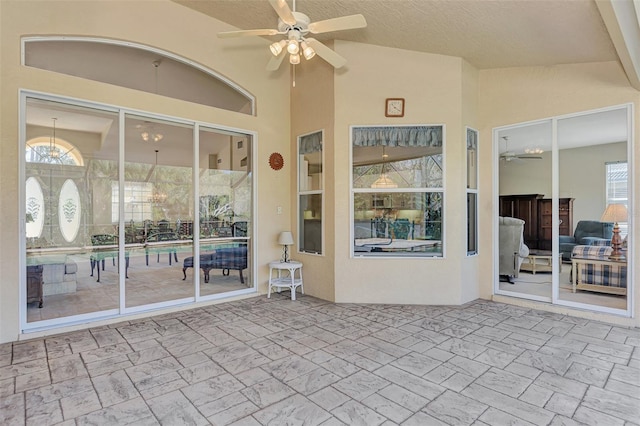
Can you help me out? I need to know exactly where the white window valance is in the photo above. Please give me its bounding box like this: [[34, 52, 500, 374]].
[[299, 131, 322, 154], [353, 126, 442, 147]]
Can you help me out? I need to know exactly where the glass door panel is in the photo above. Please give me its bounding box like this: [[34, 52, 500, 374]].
[[124, 115, 194, 308], [25, 98, 120, 322], [556, 108, 629, 312], [198, 128, 252, 297], [496, 120, 554, 301]]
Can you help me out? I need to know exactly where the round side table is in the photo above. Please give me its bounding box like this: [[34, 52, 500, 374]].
[[268, 261, 304, 300]]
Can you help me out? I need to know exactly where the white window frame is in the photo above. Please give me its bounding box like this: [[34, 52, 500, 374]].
[[297, 130, 324, 255], [466, 127, 479, 256], [350, 124, 446, 258]]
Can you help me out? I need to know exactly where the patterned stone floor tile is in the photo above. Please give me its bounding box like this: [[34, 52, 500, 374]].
[[461, 383, 555, 425], [474, 367, 532, 397], [91, 369, 139, 407], [147, 390, 209, 425], [478, 407, 537, 426], [60, 389, 101, 420], [425, 389, 488, 425], [581, 386, 640, 423], [332, 370, 390, 401], [75, 397, 157, 426], [544, 392, 580, 417], [241, 377, 296, 408], [0, 392, 25, 425], [252, 394, 331, 426], [285, 366, 341, 395], [6, 297, 640, 426], [331, 400, 387, 426], [361, 392, 413, 423]]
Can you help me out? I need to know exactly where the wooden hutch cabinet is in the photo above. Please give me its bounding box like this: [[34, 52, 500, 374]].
[[538, 198, 574, 251], [499, 194, 574, 251]]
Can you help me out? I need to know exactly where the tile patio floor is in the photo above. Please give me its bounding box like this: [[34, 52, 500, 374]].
[[1, 295, 639, 425]]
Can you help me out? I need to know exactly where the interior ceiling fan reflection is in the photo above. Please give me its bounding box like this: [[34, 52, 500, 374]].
[[217, 0, 367, 70], [499, 136, 543, 162]]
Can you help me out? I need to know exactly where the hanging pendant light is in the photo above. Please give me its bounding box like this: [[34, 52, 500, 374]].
[[140, 61, 164, 143], [49, 118, 61, 160], [370, 168, 398, 189], [148, 150, 167, 204], [371, 147, 398, 189]]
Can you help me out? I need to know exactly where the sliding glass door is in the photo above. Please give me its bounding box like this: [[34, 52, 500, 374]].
[[22, 92, 255, 330], [495, 104, 632, 316], [25, 97, 121, 324], [123, 115, 195, 309], [496, 120, 554, 302], [555, 106, 631, 313]]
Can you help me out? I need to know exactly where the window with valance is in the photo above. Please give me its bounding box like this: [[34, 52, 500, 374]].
[[351, 125, 444, 257]]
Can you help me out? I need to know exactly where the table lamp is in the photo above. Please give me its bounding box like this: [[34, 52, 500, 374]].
[[278, 231, 294, 262], [600, 203, 628, 261]]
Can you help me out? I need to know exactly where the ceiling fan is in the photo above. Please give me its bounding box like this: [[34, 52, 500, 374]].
[[499, 136, 543, 162], [217, 0, 367, 71]]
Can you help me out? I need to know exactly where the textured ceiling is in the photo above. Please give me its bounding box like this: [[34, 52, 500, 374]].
[[174, 0, 618, 69]]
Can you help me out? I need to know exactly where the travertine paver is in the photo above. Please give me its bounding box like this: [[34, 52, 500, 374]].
[[2, 295, 639, 425]]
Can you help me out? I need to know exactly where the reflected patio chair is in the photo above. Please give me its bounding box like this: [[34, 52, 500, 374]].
[[145, 230, 179, 265], [371, 218, 388, 238], [158, 219, 172, 232], [389, 219, 413, 240], [90, 234, 129, 282]]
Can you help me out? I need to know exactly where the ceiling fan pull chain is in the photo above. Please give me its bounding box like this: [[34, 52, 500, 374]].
[[292, 64, 296, 87]]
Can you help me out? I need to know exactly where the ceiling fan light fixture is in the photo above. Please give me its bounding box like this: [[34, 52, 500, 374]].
[[289, 53, 300, 64], [140, 130, 163, 143], [270, 40, 287, 56], [301, 41, 315, 60], [287, 39, 299, 54], [525, 147, 544, 154]]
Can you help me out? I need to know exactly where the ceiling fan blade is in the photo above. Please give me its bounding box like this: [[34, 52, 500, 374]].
[[308, 14, 367, 34], [268, 0, 296, 26], [218, 29, 279, 38], [305, 38, 347, 68], [266, 51, 286, 71], [517, 156, 542, 160]]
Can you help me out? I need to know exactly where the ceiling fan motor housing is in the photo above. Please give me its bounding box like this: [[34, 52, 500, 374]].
[[278, 11, 310, 33]]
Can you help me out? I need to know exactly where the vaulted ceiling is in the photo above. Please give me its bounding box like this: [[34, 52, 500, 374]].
[[174, 0, 640, 89]]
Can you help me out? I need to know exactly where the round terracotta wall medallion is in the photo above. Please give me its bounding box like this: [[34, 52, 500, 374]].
[[269, 152, 284, 170]]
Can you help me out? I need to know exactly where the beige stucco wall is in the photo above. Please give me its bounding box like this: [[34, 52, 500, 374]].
[[2, 2, 638, 342], [290, 50, 337, 302], [460, 59, 482, 303], [331, 41, 470, 305], [479, 61, 639, 325], [0, 0, 291, 343]]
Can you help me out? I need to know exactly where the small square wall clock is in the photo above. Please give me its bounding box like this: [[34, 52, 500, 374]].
[[385, 98, 405, 117]]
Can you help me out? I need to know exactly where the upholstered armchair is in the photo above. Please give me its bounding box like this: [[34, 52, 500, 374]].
[[499, 216, 530, 283], [559, 220, 613, 261]]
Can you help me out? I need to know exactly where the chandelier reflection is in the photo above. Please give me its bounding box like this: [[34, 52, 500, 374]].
[[49, 118, 61, 160], [370, 166, 398, 189], [371, 147, 398, 189]]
